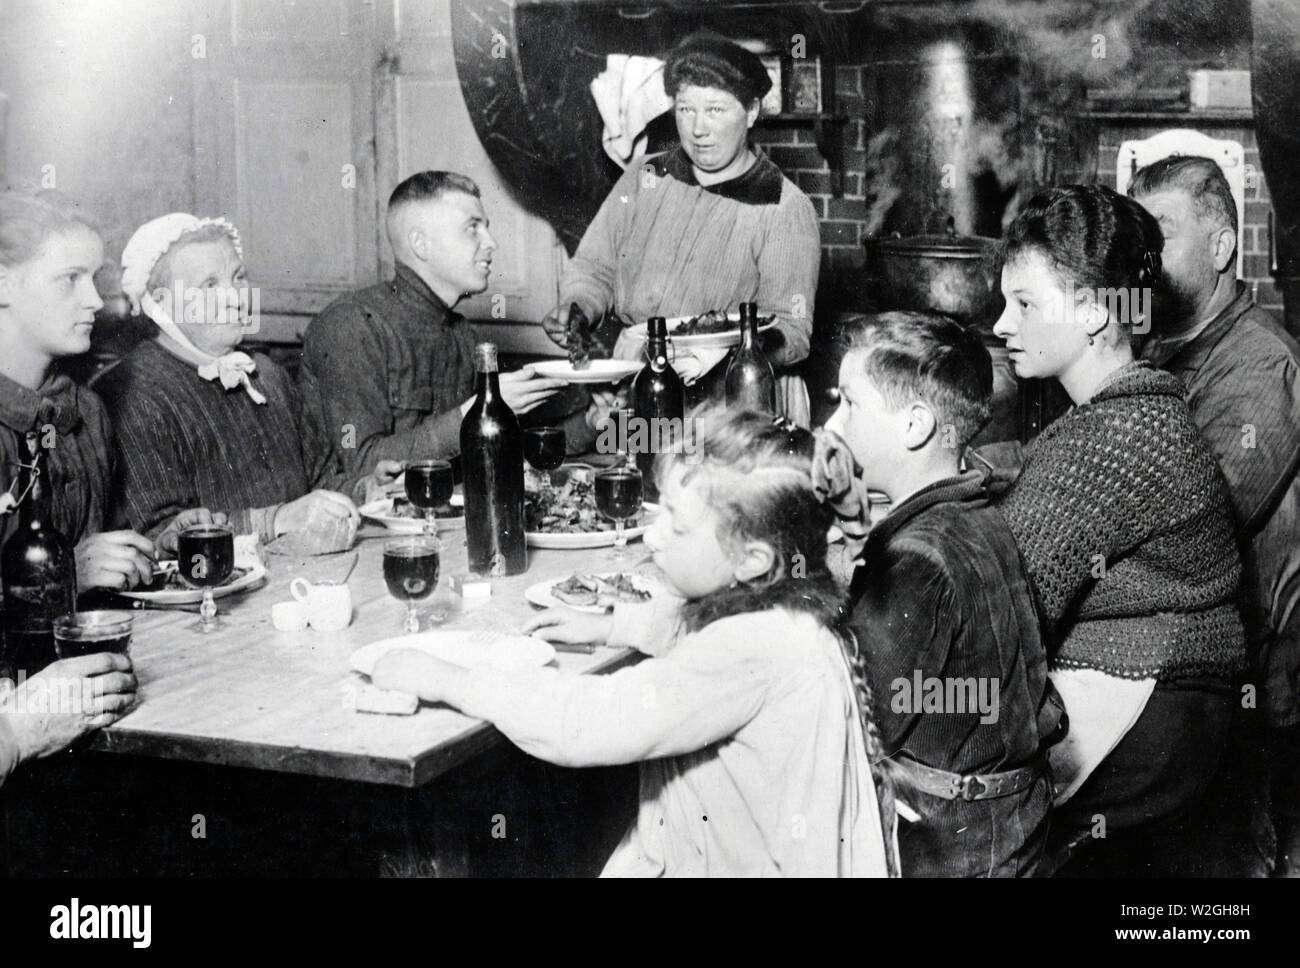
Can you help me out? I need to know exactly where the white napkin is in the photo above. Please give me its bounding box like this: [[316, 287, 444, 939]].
[[1047, 667, 1156, 804]]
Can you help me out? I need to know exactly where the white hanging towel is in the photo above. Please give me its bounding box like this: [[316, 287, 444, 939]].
[[591, 55, 673, 167]]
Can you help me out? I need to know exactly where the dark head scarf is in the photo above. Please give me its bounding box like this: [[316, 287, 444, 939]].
[[663, 32, 772, 107]]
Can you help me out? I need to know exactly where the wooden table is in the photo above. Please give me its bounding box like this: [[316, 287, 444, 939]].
[[88, 524, 641, 788]]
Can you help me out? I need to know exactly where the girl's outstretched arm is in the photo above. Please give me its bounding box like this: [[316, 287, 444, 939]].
[[372, 612, 794, 768]]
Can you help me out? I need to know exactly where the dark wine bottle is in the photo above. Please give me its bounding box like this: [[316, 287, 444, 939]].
[[632, 316, 684, 502], [724, 302, 778, 416], [460, 343, 528, 576], [1, 433, 77, 680]]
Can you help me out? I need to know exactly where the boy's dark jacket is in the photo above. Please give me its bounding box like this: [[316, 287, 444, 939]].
[[847, 468, 1055, 876]]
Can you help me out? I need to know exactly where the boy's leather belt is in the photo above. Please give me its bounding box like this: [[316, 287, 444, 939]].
[[893, 755, 1046, 802]]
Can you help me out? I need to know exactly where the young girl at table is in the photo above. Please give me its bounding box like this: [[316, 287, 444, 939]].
[[372, 409, 897, 877], [0, 189, 216, 591]]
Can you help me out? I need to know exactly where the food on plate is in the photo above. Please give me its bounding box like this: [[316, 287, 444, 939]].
[[668, 308, 777, 336], [551, 573, 600, 606], [565, 302, 609, 370], [551, 572, 653, 608], [388, 496, 459, 520], [525, 474, 636, 534]]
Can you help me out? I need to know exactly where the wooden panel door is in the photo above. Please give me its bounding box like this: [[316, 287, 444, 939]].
[[377, 0, 563, 355], [191, 0, 380, 341]]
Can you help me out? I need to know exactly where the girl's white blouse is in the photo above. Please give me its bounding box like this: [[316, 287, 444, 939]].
[[452, 601, 891, 877]]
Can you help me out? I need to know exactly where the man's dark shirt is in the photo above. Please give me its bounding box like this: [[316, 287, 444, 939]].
[[1142, 283, 1300, 726], [301, 263, 478, 475]]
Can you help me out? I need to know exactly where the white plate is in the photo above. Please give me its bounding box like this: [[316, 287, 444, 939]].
[[524, 572, 664, 614], [526, 503, 658, 549], [361, 494, 465, 533], [628, 314, 778, 350], [530, 359, 642, 384], [350, 629, 556, 678], [119, 559, 268, 605]]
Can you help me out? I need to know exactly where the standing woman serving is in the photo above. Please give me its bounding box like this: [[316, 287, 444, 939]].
[[542, 32, 821, 425], [993, 185, 1247, 874]]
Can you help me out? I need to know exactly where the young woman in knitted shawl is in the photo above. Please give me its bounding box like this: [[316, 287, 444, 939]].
[[993, 185, 1247, 875]]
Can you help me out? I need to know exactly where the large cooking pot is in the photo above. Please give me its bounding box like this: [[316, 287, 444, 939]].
[[863, 221, 1005, 329]]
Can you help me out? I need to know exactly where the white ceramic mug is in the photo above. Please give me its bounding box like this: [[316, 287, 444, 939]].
[[289, 578, 353, 632]]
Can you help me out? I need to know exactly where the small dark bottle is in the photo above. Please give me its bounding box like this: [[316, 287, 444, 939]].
[[724, 302, 778, 416], [1, 433, 77, 680], [632, 316, 684, 502], [460, 343, 528, 576]]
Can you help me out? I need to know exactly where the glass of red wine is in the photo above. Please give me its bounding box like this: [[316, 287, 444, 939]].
[[523, 426, 566, 489], [383, 536, 441, 634], [404, 460, 454, 537], [177, 524, 236, 633], [594, 466, 643, 563]]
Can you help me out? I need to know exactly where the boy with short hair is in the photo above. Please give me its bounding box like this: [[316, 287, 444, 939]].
[[817, 311, 1057, 877]]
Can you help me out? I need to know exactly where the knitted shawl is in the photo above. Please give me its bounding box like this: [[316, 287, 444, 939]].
[[999, 362, 1246, 681]]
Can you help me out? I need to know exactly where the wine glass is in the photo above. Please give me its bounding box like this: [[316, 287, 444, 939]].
[[177, 524, 235, 633], [404, 460, 454, 536], [594, 466, 643, 563], [383, 536, 441, 634], [523, 426, 566, 489]]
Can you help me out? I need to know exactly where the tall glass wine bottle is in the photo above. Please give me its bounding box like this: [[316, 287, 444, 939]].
[[460, 343, 528, 576], [1, 432, 77, 679], [632, 316, 684, 502], [724, 302, 778, 416]]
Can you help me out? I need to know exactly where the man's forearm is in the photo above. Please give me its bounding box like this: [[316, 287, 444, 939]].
[[352, 408, 466, 472]]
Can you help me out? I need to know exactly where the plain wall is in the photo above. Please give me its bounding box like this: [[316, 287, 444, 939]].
[[0, 0, 196, 271]]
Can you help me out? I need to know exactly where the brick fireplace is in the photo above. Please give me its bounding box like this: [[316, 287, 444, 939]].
[[752, 70, 1284, 326]]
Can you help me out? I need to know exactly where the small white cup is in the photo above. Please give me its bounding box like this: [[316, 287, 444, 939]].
[[289, 578, 353, 632], [271, 600, 308, 632]]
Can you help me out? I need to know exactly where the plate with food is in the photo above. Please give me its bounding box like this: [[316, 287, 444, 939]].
[[628, 309, 778, 350], [525, 571, 663, 614], [119, 559, 268, 605], [530, 359, 642, 385], [350, 629, 556, 678], [525, 472, 657, 549], [361, 493, 465, 533]]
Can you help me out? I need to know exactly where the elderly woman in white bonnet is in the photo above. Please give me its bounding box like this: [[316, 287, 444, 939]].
[[99, 213, 397, 551]]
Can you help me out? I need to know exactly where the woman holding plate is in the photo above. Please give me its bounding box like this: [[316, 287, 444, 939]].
[[541, 32, 820, 426]]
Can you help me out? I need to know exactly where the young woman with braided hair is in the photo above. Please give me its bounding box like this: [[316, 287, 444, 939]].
[[816, 311, 1057, 877], [374, 407, 896, 876], [993, 185, 1247, 875]]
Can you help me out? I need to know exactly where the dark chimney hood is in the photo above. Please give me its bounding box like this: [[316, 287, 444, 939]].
[[449, 0, 872, 251]]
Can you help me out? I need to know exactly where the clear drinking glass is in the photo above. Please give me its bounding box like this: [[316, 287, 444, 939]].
[[594, 466, 643, 563], [523, 426, 566, 490], [383, 536, 441, 634], [176, 525, 235, 633], [404, 460, 454, 537], [53, 611, 134, 659]]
